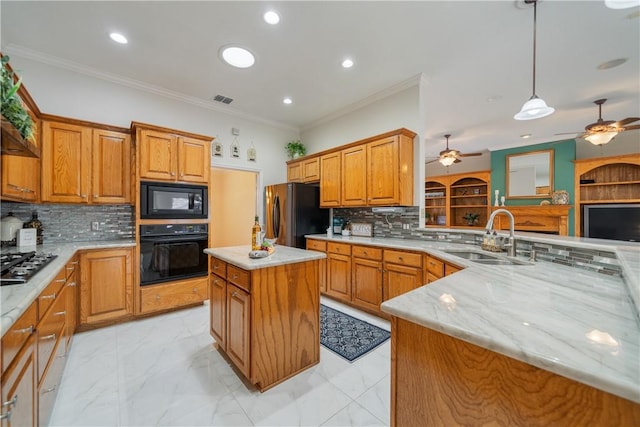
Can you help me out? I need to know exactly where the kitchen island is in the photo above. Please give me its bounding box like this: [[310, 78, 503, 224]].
[[204, 245, 326, 392]]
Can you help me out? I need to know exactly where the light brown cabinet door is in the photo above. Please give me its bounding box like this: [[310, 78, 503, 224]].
[[320, 152, 341, 207], [139, 129, 177, 181], [179, 136, 210, 183], [91, 130, 131, 204], [209, 275, 227, 349], [367, 136, 399, 205], [287, 161, 302, 182], [326, 252, 351, 301], [41, 121, 92, 203], [1, 155, 39, 202], [65, 263, 78, 353], [352, 257, 383, 311], [384, 263, 423, 301], [1, 334, 37, 427], [342, 145, 367, 206], [226, 284, 251, 378], [79, 248, 133, 325], [302, 157, 320, 182]]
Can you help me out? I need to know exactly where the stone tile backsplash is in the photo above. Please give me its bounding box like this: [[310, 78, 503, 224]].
[[1, 202, 134, 243], [334, 206, 622, 277]]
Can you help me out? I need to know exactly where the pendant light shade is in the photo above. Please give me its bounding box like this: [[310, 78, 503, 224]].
[[439, 156, 456, 167], [514, 0, 554, 121], [585, 131, 618, 145]]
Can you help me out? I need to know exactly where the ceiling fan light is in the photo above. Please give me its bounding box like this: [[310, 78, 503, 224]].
[[585, 131, 618, 145], [439, 156, 456, 167], [514, 96, 555, 120]]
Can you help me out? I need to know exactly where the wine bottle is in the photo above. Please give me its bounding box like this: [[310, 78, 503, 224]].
[[251, 216, 261, 250]]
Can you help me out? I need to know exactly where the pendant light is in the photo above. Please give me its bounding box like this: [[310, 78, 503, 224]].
[[514, 0, 555, 120]]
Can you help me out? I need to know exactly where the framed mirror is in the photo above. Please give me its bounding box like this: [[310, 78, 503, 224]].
[[506, 149, 554, 198]]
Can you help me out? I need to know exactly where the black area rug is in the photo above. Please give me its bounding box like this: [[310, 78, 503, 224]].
[[320, 304, 391, 362]]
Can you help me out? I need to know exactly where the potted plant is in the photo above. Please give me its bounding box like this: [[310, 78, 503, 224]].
[[1, 55, 35, 142], [285, 140, 306, 159], [463, 212, 480, 226]]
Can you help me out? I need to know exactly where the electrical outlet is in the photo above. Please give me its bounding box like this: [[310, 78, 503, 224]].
[[91, 221, 100, 231]]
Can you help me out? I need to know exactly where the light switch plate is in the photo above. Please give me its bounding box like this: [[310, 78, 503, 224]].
[[351, 222, 373, 237]]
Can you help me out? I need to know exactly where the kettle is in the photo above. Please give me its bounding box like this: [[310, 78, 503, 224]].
[[1, 212, 23, 242]]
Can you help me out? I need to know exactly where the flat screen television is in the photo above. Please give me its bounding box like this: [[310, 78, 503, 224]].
[[583, 204, 640, 242]]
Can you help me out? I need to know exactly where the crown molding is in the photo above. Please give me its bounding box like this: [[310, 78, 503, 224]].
[[4, 44, 299, 133], [301, 73, 425, 133]]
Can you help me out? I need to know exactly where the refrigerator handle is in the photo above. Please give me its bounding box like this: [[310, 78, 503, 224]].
[[273, 194, 280, 238]]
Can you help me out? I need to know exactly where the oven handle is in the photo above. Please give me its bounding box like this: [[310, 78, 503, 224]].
[[140, 235, 207, 243]]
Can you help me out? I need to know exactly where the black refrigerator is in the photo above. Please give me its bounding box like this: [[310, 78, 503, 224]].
[[264, 183, 329, 249]]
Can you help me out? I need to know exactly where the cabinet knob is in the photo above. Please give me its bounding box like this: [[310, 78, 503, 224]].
[[170, 172, 176, 176], [93, 194, 99, 198], [156, 295, 161, 300], [398, 256, 404, 261], [232, 291, 238, 298], [192, 288, 198, 293], [233, 274, 238, 279], [81, 194, 87, 199], [13, 325, 34, 335], [180, 173, 184, 178]]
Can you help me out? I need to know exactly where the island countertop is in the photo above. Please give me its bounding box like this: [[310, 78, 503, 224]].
[[204, 245, 326, 270], [306, 233, 640, 405]]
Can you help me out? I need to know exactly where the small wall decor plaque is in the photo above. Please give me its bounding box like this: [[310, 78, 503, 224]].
[[247, 141, 256, 162], [231, 137, 240, 158], [213, 141, 223, 157]]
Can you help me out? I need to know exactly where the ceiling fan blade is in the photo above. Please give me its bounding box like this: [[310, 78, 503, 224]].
[[555, 132, 583, 136], [615, 117, 640, 127], [622, 124, 640, 131], [459, 152, 483, 157], [426, 158, 441, 165], [454, 158, 462, 164]]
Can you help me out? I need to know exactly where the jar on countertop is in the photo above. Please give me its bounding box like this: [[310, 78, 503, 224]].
[[1, 212, 23, 245], [23, 211, 43, 245]]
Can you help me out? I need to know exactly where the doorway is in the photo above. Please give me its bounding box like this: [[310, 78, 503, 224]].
[[210, 167, 259, 247]]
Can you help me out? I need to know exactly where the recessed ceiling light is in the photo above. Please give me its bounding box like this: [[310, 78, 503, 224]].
[[283, 97, 293, 105], [264, 11, 280, 25], [220, 45, 255, 68], [342, 58, 354, 68], [520, 133, 532, 139], [109, 32, 128, 44], [597, 58, 628, 70]]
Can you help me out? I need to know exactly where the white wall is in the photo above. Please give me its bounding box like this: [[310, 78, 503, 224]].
[[8, 55, 299, 188]]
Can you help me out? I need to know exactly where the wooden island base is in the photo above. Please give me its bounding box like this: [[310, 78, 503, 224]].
[[391, 317, 640, 426], [207, 247, 322, 392]]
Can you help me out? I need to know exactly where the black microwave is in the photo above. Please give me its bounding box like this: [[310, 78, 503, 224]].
[[140, 182, 208, 219]]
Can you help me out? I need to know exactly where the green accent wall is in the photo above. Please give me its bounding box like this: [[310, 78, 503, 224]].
[[490, 139, 576, 235]]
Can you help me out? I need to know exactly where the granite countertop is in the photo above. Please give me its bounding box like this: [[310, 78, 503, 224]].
[[307, 233, 640, 404], [1, 240, 136, 336], [204, 245, 326, 270]]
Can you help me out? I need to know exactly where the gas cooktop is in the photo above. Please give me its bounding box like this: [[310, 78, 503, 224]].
[[0, 251, 58, 285]]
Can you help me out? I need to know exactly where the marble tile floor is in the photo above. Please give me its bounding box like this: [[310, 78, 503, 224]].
[[49, 297, 391, 426]]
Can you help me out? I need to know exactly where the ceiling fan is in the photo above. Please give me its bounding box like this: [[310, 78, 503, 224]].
[[556, 99, 640, 145], [426, 134, 483, 166]]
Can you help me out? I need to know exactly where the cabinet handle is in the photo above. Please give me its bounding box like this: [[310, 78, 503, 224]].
[[233, 274, 238, 279], [81, 194, 87, 199], [13, 325, 34, 334], [156, 295, 161, 300], [93, 194, 99, 198], [40, 293, 56, 300], [42, 386, 57, 394], [71, 261, 79, 265], [24, 188, 35, 194], [54, 310, 67, 317], [2, 395, 17, 408], [192, 288, 198, 293], [66, 266, 74, 271], [213, 265, 219, 270], [180, 173, 184, 177], [55, 279, 66, 283], [67, 281, 76, 287], [170, 172, 176, 176], [8, 184, 22, 191], [398, 256, 404, 261], [40, 333, 56, 341]]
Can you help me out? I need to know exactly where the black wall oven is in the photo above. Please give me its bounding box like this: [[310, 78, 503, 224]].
[[140, 181, 208, 219], [139, 223, 208, 286]]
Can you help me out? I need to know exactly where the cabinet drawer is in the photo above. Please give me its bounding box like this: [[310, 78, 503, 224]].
[[384, 250, 422, 267], [38, 336, 66, 427], [140, 277, 208, 314], [445, 263, 463, 276], [328, 242, 351, 256], [37, 293, 67, 383], [306, 239, 326, 252], [65, 258, 79, 280], [211, 258, 227, 278], [1, 302, 37, 374], [227, 265, 250, 292], [352, 245, 382, 260], [38, 270, 66, 317], [425, 255, 445, 278]]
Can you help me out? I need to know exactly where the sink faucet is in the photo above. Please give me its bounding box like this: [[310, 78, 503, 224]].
[[485, 208, 517, 257]]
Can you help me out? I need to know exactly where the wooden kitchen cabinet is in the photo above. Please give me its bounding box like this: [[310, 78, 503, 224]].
[[383, 249, 423, 301], [366, 134, 413, 206], [341, 145, 367, 206], [1, 333, 37, 427], [326, 242, 352, 300], [139, 277, 208, 314], [135, 123, 211, 184], [288, 157, 320, 183], [351, 245, 383, 312], [64, 257, 79, 352], [41, 121, 92, 203], [320, 152, 342, 207], [79, 248, 133, 327], [209, 258, 227, 348], [306, 239, 327, 293], [425, 254, 445, 283], [226, 283, 251, 378], [41, 120, 131, 204], [1, 153, 40, 202], [287, 160, 302, 182], [91, 129, 131, 204]]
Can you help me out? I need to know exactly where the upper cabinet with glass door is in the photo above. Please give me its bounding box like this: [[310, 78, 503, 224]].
[[506, 149, 554, 198]]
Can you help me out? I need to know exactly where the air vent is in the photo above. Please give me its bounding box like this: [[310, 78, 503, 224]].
[[213, 94, 234, 104]]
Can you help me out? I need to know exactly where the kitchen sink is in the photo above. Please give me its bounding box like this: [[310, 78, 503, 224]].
[[443, 250, 531, 266]]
